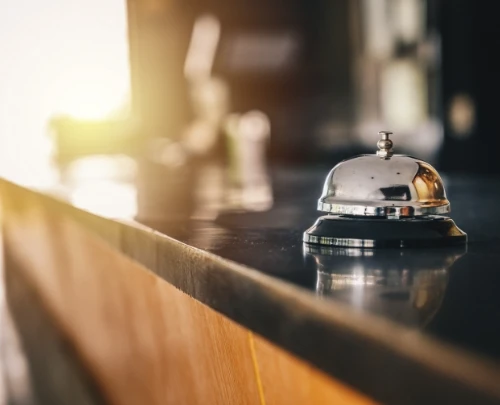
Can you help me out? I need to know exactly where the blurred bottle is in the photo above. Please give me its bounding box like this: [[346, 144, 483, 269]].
[[225, 110, 273, 212], [185, 77, 230, 220], [355, 0, 442, 163]]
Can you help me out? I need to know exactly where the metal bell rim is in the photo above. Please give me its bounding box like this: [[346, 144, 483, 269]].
[[317, 200, 451, 217]]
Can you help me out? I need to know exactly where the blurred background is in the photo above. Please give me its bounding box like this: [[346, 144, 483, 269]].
[[1, 0, 499, 220]]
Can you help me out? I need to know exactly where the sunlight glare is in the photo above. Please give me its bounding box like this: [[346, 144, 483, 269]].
[[0, 0, 131, 185]]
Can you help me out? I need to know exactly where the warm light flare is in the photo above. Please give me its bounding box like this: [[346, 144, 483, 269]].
[[52, 70, 130, 120], [0, 0, 131, 184]]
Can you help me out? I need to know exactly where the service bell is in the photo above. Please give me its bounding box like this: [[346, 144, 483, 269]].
[[303, 131, 467, 248]]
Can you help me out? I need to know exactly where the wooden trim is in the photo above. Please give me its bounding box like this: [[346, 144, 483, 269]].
[[2, 179, 500, 405], [1, 188, 373, 405]]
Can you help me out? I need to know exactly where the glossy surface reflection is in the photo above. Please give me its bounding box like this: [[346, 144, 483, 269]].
[[148, 168, 500, 362], [306, 245, 465, 327], [303, 215, 466, 248]]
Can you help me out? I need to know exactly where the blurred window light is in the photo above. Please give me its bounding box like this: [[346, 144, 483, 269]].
[[65, 155, 137, 184], [70, 181, 137, 218], [0, 0, 130, 185]]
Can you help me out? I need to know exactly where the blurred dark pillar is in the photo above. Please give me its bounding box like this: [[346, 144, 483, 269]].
[[203, 0, 356, 163], [127, 0, 195, 221], [126, 0, 356, 219], [439, 1, 500, 173], [127, 0, 193, 139]]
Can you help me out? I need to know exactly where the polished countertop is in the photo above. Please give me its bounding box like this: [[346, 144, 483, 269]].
[[2, 167, 500, 405], [149, 168, 500, 364]]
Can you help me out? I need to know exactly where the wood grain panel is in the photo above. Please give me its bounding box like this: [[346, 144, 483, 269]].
[[252, 333, 376, 405], [1, 187, 376, 405], [1, 201, 262, 405]]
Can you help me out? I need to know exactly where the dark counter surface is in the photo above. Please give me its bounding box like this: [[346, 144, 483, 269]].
[[2, 168, 500, 405], [151, 169, 500, 363]]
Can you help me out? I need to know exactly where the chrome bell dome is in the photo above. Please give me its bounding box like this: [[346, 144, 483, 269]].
[[319, 131, 449, 217], [303, 131, 467, 248]]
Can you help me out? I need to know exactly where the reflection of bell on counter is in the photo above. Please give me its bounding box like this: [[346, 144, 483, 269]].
[[305, 244, 466, 327], [304, 131, 467, 248]]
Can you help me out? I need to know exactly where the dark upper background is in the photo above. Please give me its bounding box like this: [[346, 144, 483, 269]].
[[2, 0, 500, 220]]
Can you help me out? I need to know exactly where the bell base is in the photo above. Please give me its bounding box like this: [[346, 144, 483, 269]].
[[303, 215, 467, 248]]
